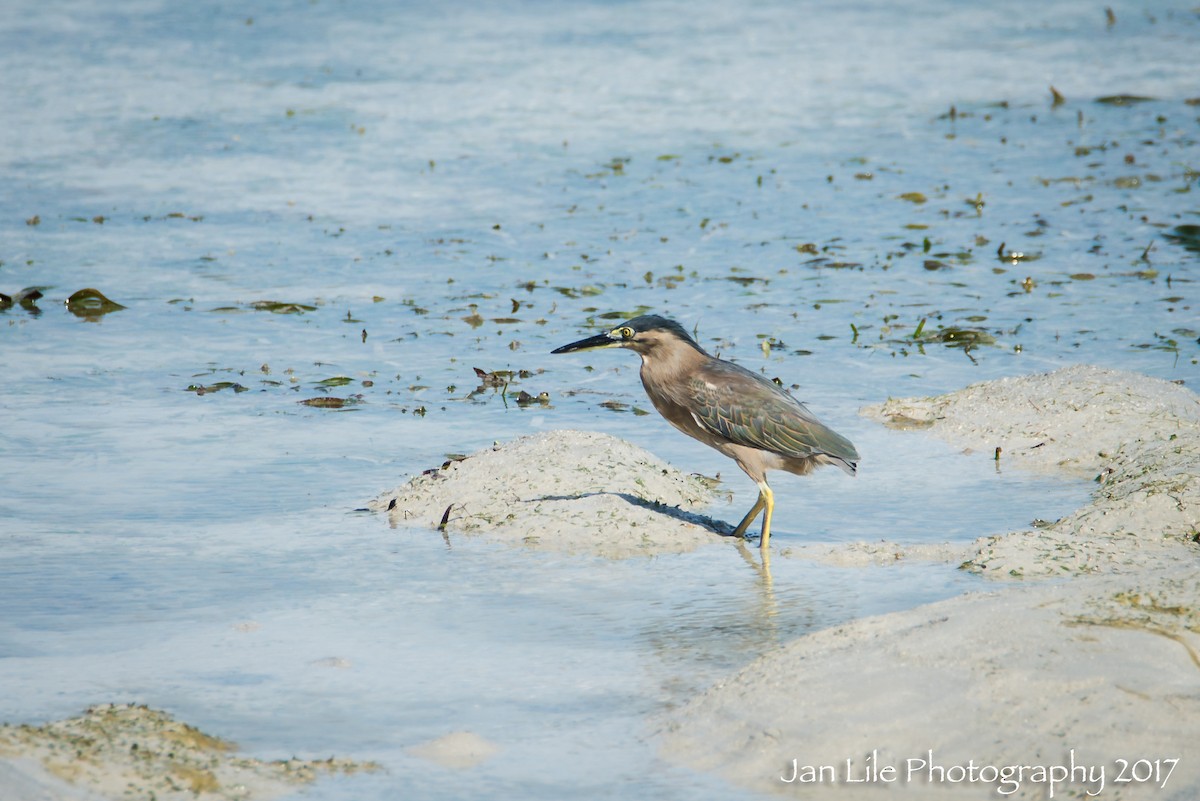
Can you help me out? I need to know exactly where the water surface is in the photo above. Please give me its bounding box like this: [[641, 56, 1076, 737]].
[[1, 1, 1197, 798]]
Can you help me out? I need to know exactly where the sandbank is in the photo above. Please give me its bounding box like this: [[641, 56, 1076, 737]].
[[370, 429, 730, 557], [0, 704, 377, 801]]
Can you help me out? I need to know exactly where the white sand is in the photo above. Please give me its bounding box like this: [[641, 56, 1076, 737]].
[[370, 429, 729, 558], [660, 365, 1200, 799]]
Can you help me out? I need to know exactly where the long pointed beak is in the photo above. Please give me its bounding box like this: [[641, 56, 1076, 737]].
[[551, 332, 619, 354]]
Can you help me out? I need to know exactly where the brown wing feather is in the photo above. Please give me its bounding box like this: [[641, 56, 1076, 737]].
[[687, 359, 859, 469]]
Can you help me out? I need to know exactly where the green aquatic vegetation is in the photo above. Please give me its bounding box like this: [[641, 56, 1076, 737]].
[[473, 367, 513, 388], [186, 382, 248, 394], [515, 390, 550, 407], [1133, 333, 1184, 353], [315, 376, 354, 388], [0, 287, 45, 314], [924, 327, 997, 348], [253, 300, 316, 314], [592, 307, 652, 322], [606, 157, 629, 173], [995, 243, 1041, 263], [897, 192, 927, 204], [554, 285, 605, 298], [213, 300, 318, 314], [299, 396, 360, 409], [885, 317, 998, 355], [1095, 94, 1156, 106], [1164, 224, 1200, 255], [145, 212, 204, 222], [1038, 176, 1092, 187], [585, 157, 629, 178], [66, 288, 126, 319], [804, 256, 863, 270]]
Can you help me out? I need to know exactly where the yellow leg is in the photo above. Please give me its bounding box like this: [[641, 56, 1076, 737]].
[[731, 492, 766, 538], [758, 482, 775, 551]]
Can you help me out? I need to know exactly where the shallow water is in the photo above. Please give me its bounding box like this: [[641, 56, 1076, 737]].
[[1, 0, 1197, 798]]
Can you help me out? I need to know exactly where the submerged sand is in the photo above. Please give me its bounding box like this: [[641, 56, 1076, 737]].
[[661, 365, 1200, 799]]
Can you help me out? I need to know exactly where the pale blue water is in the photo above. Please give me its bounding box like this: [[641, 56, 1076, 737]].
[[1, 1, 1197, 798]]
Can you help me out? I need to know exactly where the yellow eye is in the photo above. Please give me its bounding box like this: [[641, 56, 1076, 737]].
[[618, 327, 635, 340]]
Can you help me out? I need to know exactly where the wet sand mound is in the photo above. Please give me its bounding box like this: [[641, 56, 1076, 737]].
[[370, 429, 728, 557], [866, 364, 1200, 577]]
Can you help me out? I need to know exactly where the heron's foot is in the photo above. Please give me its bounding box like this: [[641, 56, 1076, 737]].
[[731, 494, 766, 539]]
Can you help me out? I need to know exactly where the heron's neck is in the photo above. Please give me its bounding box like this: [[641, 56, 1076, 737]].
[[638, 345, 708, 393]]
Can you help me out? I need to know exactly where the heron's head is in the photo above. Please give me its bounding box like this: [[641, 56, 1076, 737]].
[[551, 314, 706, 359]]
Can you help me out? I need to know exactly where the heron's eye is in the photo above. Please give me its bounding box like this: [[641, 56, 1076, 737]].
[[618, 326, 634, 340]]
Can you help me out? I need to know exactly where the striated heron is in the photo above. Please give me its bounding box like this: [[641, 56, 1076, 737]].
[[552, 314, 859, 550]]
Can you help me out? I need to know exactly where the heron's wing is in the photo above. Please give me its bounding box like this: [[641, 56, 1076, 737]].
[[686, 359, 859, 464]]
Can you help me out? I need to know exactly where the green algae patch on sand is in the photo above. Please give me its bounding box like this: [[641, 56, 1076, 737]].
[[0, 704, 379, 801]]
